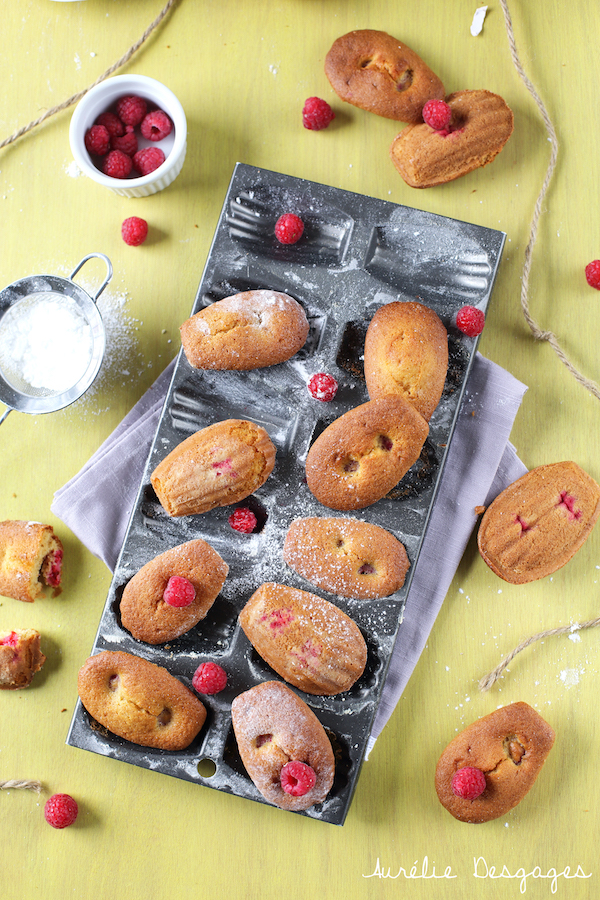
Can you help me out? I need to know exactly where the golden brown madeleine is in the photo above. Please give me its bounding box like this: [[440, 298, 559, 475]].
[[231, 680, 335, 811], [239, 582, 367, 695], [120, 539, 228, 644], [390, 90, 514, 188], [325, 29, 445, 123], [77, 650, 206, 750], [151, 419, 276, 517], [435, 702, 555, 823], [0, 520, 63, 602], [477, 461, 600, 583], [180, 290, 309, 371], [364, 300, 448, 420], [305, 396, 428, 511], [283, 516, 409, 599], [0, 628, 46, 689]]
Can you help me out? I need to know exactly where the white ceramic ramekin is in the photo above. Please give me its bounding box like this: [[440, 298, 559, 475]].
[[69, 74, 187, 198]]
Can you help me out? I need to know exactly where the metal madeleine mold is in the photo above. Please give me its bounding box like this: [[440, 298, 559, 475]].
[[68, 164, 505, 825]]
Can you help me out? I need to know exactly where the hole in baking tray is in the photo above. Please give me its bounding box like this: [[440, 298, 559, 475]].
[[197, 758, 217, 778], [386, 437, 439, 501], [225, 187, 353, 266], [344, 630, 383, 700], [336, 319, 367, 379], [111, 584, 126, 629], [442, 334, 469, 400], [140, 483, 171, 524], [222, 723, 252, 782], [326, 728, 352, 797]]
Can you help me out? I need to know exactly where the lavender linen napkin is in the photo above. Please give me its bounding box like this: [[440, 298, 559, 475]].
[[52, 353, 527, 751]]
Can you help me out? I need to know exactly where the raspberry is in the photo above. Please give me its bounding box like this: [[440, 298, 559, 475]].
[[115, 94, 147, 127], [95, 112, 125, 137], [162, 575, 195, 607], [44, 793, 78, 829], [450, 766, 486, 800], [308, 372, 338, 401], [140, 109, 173, 142], [0, 631, 19, 647], [422, 99, 452, 132], [111, 126, 138, 157], [302, 97, 335, 131], [121, 216, 148, 247], [84, 124, 110, 156], [280, 761, 316, 797], [456, 305, 485, 337], [192, 661, 228, 695], [585, 259, 600, 289], [274, 213, 304, 245], [132, 146, 166, 176], [102, 149, 133, 179], [43, 547, 63, 587], [228, 507, 258, 533]]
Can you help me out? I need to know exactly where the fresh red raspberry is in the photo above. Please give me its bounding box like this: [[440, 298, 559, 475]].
[[302, 97, 335, 131], [44, 793, 79, 829], [192, 661, 228, 695], [115, 94, 147, 127], [422, 99, 452, 132], [308, 372, 338, 401], [140, 109, 173, 141], [275, 213, 304, 245], [132, 146, 166, 176], [102, 149, 133, 179], [228, 507, 258, 533], [84, 124, 110, 156], [585, 259, 600, 289], [280, 761, 316, 797], [162, 575, 195, 607], [456, 305, 485, 337], [111, 126, 138, 157], [95, 111, 125, 137], [121, 216, 148, 246], [451, 766, 486, 800]]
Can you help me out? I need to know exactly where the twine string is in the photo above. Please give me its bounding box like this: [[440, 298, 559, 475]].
[[479, 616, 600, 691], [499, 0, 600, 402], [0, 0, 177, 151], [0, 779, 43, 793]]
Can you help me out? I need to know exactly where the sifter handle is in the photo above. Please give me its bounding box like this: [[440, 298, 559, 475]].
[[68, 253, 113, 303]]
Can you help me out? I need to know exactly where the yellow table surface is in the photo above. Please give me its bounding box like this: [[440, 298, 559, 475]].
[[2, 1, 599, 897]]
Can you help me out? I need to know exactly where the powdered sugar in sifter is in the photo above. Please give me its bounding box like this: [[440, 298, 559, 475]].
[[0, 253, 112, 425]]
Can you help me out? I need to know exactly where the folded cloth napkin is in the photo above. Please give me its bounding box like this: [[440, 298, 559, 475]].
[[52, 352, 527, 754]]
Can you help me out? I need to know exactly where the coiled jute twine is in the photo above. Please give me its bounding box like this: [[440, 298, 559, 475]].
[[478, 3, 600, 692], [498, 0, 600, 402]]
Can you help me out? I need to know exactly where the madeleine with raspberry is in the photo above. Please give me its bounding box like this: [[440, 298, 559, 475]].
[[231, 681, 335, 811], [435, 702, 555, 823], [119, 539, 228, 644]]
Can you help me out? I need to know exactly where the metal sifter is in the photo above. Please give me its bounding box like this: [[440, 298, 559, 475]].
[[0, 253, 112, 425]]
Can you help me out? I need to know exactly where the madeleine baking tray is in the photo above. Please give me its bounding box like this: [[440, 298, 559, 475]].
[[68, 163, 506, 825]]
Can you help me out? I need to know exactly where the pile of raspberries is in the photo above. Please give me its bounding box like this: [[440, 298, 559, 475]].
[[84, 94, 173, 179]]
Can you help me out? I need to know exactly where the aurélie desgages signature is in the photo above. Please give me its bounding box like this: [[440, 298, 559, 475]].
[[362, 856, 592, 893]]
